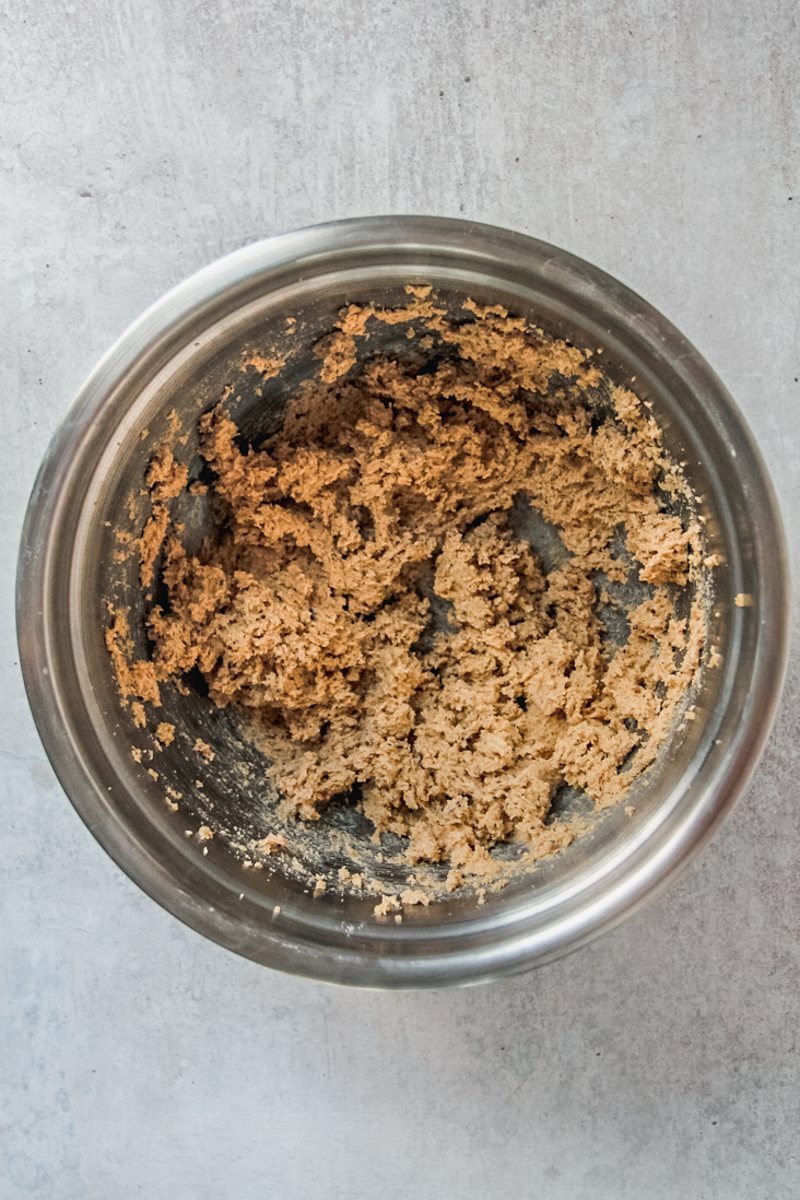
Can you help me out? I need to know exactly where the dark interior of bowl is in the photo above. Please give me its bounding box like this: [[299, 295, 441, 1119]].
[[79, 273, 732, 929]]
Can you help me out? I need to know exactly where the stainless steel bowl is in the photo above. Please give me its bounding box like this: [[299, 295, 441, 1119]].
[[17, 217, 790, 988]]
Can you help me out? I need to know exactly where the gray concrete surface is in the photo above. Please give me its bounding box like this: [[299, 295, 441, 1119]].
[[2, 1, 799, 1197]]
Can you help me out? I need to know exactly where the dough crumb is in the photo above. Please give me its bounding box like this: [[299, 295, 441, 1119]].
[[254, 835, 286, 856], [243, 353, 286, 379], [374, 894, 401, 918], [193, 738, 214, 762]]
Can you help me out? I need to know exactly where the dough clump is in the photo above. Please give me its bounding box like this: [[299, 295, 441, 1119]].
[[136, 294, 704, 877]]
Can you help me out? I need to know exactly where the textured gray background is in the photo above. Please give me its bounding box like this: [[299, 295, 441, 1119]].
[[2, 2, 799, 1197]]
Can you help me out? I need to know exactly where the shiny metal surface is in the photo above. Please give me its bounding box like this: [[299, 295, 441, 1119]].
[[16, 217, 790, 988]]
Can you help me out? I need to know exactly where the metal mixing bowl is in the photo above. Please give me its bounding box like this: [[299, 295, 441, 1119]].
[[17, 217, 789, 988]]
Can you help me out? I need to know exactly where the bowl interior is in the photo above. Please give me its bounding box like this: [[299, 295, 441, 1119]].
[[76, 273, 730, 923]]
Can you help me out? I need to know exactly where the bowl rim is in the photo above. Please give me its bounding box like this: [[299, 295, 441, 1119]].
[[16, 215, 791, 988]]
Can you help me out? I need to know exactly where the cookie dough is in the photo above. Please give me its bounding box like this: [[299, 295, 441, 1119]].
[[120, 292, 706, 879]]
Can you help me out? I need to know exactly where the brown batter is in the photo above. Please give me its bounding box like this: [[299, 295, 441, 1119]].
[[109, 290, 706, 883]]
